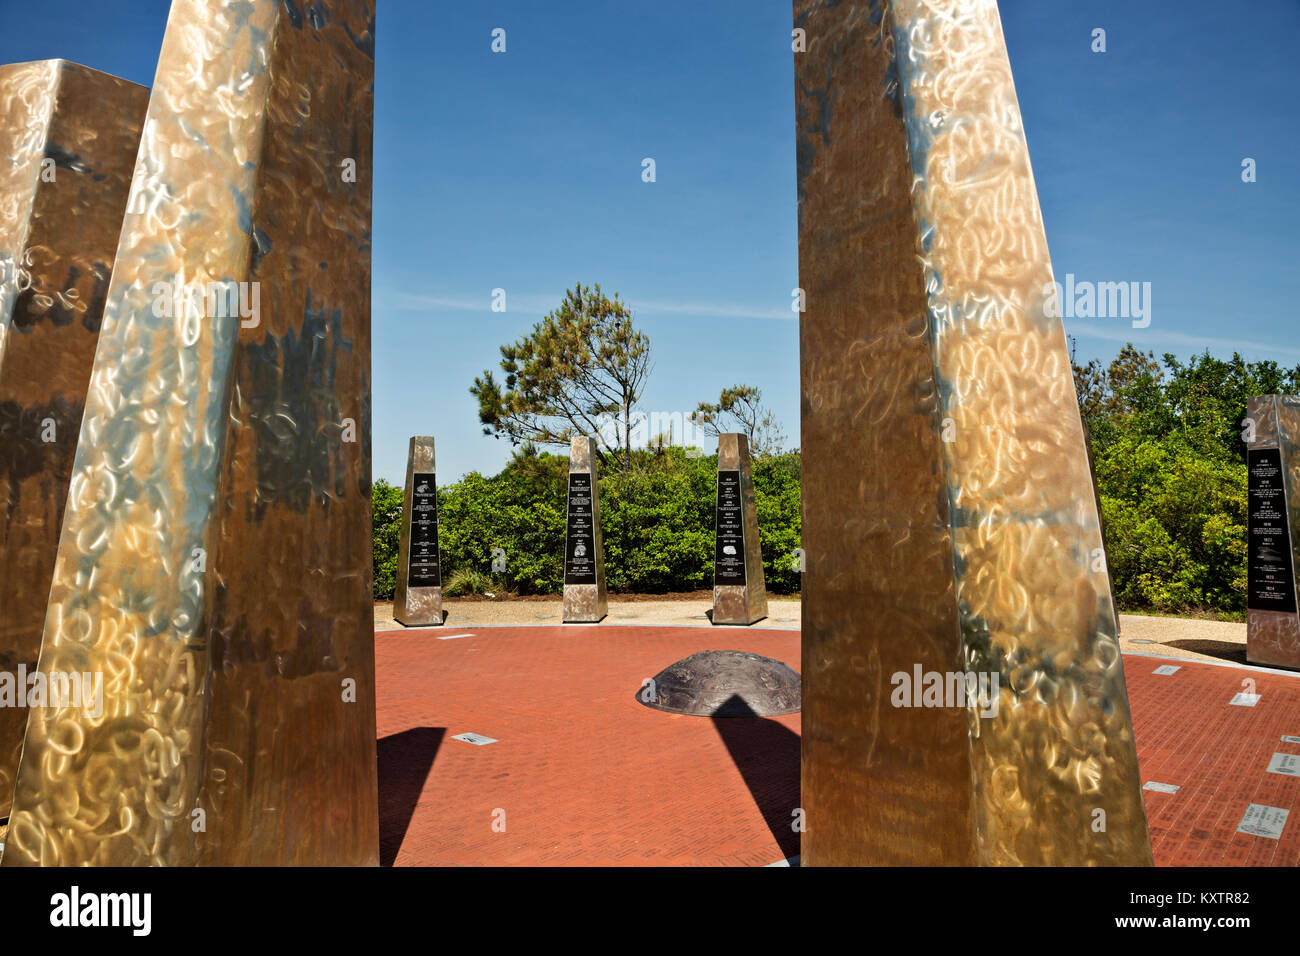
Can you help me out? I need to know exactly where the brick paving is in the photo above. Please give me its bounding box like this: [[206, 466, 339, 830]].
[[375, 626, 1300, 866], [1124, 653, 1300, 866], [376, 625, 801, 866]]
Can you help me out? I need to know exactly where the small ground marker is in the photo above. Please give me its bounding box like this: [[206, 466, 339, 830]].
[[1266, 753, 1300, 777], [1237, 804, 1289, 839], [451, 733, 498, 746], [1143, 781, 1180, 794]]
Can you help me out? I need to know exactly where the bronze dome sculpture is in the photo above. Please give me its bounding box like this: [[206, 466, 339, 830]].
[[637, 649, 800, 717]]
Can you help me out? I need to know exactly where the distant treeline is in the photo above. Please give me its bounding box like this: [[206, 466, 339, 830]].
[[372, 446, 801, 599], [372, 346, 1300, 619], [1077, 344, 1300, 619]]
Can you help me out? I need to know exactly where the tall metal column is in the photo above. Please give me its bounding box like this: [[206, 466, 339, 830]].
[[0, 60, 147, 818], [393, 436, 442, 627], [1245, 395, 1300, 669], [712, 433, 768, 625], [562, 436, 607, 623], [795, 0, 1151, 865], [4, 0, 378, 866]]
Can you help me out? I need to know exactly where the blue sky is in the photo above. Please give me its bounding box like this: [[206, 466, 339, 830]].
[[3, 0, 1297, 483]]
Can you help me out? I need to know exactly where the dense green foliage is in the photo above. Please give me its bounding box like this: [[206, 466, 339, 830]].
[[371, 478, 404, 600], [372, 447, 803, 599], [374, 345, 1300, 619], [1077, 345, 1300, 618]]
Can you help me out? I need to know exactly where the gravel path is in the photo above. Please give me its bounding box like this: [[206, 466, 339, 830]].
[[375, 594, 800, 630], [376, 599, 1250, 667], [1117, 613, 1246, 666]]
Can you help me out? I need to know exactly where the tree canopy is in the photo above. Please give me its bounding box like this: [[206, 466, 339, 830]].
[[470, 283, 651, 470], [1072, 339, 1300, 616], [689, 383, 788, 458]]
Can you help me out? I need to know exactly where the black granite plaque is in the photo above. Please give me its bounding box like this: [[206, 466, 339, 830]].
[[1249, 448, 1297, 613], [564, 473, 597, 585], [714, 469, 747, 585], [407, 471, 441, 589]]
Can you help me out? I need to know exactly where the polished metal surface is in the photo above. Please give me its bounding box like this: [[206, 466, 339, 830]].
[[1246, 395, 1300, 668], [0, 60, 147, 819], [712, 433, 768, 625], [1081, 421, 1121, 637], [796, 0, 1150, 865], [3, 0, 378, 866], [393, 436, 442, 627], [562, 436, 607, 623], [638, 650, 800, 717]]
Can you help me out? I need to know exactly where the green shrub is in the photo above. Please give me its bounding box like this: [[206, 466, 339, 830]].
[[1076, 344, 1292, 618], [442, 568, 499, 597], [1095, 434, 1246, 616], [375, 342, 1288, 618], [371, 446, 803, 598], [371, 479, 403, 600], [753, 452, 802, 593]]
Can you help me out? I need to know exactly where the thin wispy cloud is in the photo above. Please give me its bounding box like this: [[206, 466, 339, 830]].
[[379, 290, 795, 322], [1066, 320, 1300, 361], [381, 291, 1293, 360], [381, 291, 559, 314], [629, 299, 794, 321]]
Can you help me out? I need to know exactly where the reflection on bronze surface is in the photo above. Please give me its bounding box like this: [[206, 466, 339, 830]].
[[393, 436, 441, 627], [0, 60, 147, 818], [796, 0, 1150, 865], [1246, 395, 1300, 669], [712, 433, 768, 625], [4, 0, 377, 866], [562, 436, 607, 623]]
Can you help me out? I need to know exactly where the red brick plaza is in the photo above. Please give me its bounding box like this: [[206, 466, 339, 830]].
[[375, 625, 1300, 866]]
